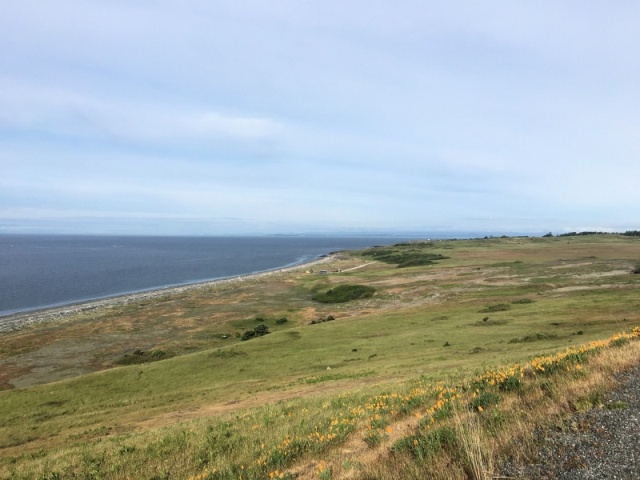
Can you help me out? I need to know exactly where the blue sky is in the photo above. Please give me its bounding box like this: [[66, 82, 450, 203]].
[[1, 1, 639, 235]]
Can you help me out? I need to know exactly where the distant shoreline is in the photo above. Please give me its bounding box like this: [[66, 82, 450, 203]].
[[0, 255, 334, 333]]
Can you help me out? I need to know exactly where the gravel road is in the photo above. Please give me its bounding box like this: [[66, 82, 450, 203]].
[[501, 363, 640, 479]]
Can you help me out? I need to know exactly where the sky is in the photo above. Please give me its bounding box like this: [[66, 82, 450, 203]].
[[1, 1, 639, 236]]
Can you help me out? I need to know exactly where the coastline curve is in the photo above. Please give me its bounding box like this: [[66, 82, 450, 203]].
[[0, 255, 334, 334]]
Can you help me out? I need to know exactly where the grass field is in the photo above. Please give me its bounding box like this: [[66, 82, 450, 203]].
[[1, 234, 639, 478]]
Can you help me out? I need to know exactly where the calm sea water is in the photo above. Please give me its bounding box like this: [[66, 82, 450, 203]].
[[0, 234, 427, 317]]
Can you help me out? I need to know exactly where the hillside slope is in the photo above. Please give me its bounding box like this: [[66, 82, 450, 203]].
[[1, 235, 639, 478]]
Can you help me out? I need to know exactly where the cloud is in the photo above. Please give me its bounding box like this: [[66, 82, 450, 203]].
[[1, 2, 640, 234], [0, 81, 283, 148]]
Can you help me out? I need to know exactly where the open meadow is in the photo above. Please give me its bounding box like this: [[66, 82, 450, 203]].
[[1, 234, 640, 479]]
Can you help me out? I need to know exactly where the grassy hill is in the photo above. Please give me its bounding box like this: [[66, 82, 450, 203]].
[[1, 234, 640, 478]]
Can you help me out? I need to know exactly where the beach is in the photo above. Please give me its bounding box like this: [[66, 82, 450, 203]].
[[0, 255, 333, 334]]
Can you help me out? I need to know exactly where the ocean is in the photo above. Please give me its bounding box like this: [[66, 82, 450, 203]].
[[0, 234, 429, 317]]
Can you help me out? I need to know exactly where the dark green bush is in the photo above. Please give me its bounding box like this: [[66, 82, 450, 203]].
[[254, 324, 269, 335], [241, 324, 270, 341], [310, 315, 336, 325], [511, 298, 534, 304], [361, 248, 448, 268], [240, 331, 255, 341], [275, 317, 288, 324], [397, 258, 436, 268], [312, 284, 375, 303]]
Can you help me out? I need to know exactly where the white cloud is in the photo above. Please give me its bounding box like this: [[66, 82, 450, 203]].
[[0, 81, 282, 146]]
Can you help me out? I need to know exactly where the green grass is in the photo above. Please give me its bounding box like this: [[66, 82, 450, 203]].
[[1, 234, 640, 478]]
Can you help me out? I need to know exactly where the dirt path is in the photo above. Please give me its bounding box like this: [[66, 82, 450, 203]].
[[339, 262, 376, 273]]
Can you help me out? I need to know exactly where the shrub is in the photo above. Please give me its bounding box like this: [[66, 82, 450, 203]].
[[276, 317, 288, 325], [632, 263, 640, 274], [511, 298, 534, 304], [115, 349, 172, 365], [240, 331, 255, 341], [312, 284, 375, 303], [508, 332, 556, 343], [254, 324, 269, 335], [397, 258, 436, 268], [361, 249, 449, 268], [310, 315, 336, 325], [241, 324, 270, 341]]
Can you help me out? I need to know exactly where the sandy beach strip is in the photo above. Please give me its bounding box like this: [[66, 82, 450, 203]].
[[0, 255, 334, 334]]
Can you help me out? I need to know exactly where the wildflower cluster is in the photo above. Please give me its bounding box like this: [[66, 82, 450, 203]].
[[470, 327, 640, 392], [253, 412, 360, 476], [422, 385, 460, 421], [315, 460, 331, 479], [189, 327, 640, 480], [190, 467, 218, 480], [259, 434, 306, 470], [472, 365, 524, 392], [609, 326, 640, 345], [525, 328, 639, 376], [307, 415, 358, 449], [393, 388, 462, 460], [394, 326, 640, 461]]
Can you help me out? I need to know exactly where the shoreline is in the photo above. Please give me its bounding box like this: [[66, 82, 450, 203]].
[[0, 255, 334, 334]]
